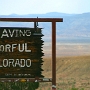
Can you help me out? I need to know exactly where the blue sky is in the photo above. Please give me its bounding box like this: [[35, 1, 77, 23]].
[[0, 0, 90, 15]]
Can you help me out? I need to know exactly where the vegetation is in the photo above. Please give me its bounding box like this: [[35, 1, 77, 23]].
[[37, 56, 90, 90], [0, 82, 39, 90]]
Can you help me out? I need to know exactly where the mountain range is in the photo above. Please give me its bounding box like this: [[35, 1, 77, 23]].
[[0, 12, 90, 38]]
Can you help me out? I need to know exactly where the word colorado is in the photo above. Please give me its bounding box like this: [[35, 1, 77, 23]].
[[0, 59, 31, 67]]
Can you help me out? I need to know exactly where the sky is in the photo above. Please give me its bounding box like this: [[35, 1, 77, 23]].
[[0, 0, 90, 15]]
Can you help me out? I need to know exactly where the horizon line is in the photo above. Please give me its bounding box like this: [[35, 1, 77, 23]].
[[0, 12, 90, 16]]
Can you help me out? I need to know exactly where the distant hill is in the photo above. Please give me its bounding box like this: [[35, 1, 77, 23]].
[[0, 12, 75, 18], [0, 12, 90, 38]]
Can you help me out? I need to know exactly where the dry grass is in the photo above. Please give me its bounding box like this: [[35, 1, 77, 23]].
[[36, 44, 90, 89], [37, 55, 90, 90]]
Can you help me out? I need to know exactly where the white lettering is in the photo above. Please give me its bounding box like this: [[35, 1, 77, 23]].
[[15, 59, 20, 67], [26, 59, 31, 67], [0, 43, 31, 52], [8, 29, 15, 37], [0, 29, 31, 38], [1, 29, 9, 38], [3, 59, 8, 67], [25, 30, 31, 36], [19, 30, 25, 37], [20, 59, 25, 67], [8, 59, 14, 67], [25, 43, 31, 52], [12, 44, 17, 52], [15, 29, 19, 37], [5, 44, 11, 52], [18, 43, 24, 52], [0, 45, 4, 52], [0, 59, 32, 67]]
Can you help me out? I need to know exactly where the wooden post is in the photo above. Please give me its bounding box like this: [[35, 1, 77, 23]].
[[52, 22, 56, 90]]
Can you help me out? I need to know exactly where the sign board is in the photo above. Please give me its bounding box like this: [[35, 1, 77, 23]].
[[0, 27, 44, 78]]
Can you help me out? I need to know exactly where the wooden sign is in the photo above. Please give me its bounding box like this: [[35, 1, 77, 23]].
[[0, 27, 44, 78]]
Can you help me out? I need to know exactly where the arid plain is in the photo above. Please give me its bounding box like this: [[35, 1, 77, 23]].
[[37, 43, 90, 90]]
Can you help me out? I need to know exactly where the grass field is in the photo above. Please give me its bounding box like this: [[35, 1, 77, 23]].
[[37, 44, 90, 90], [37, 56, 90, 90]]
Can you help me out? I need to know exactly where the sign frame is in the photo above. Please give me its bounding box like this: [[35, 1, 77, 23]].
[[0, 18, 63, 90]]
